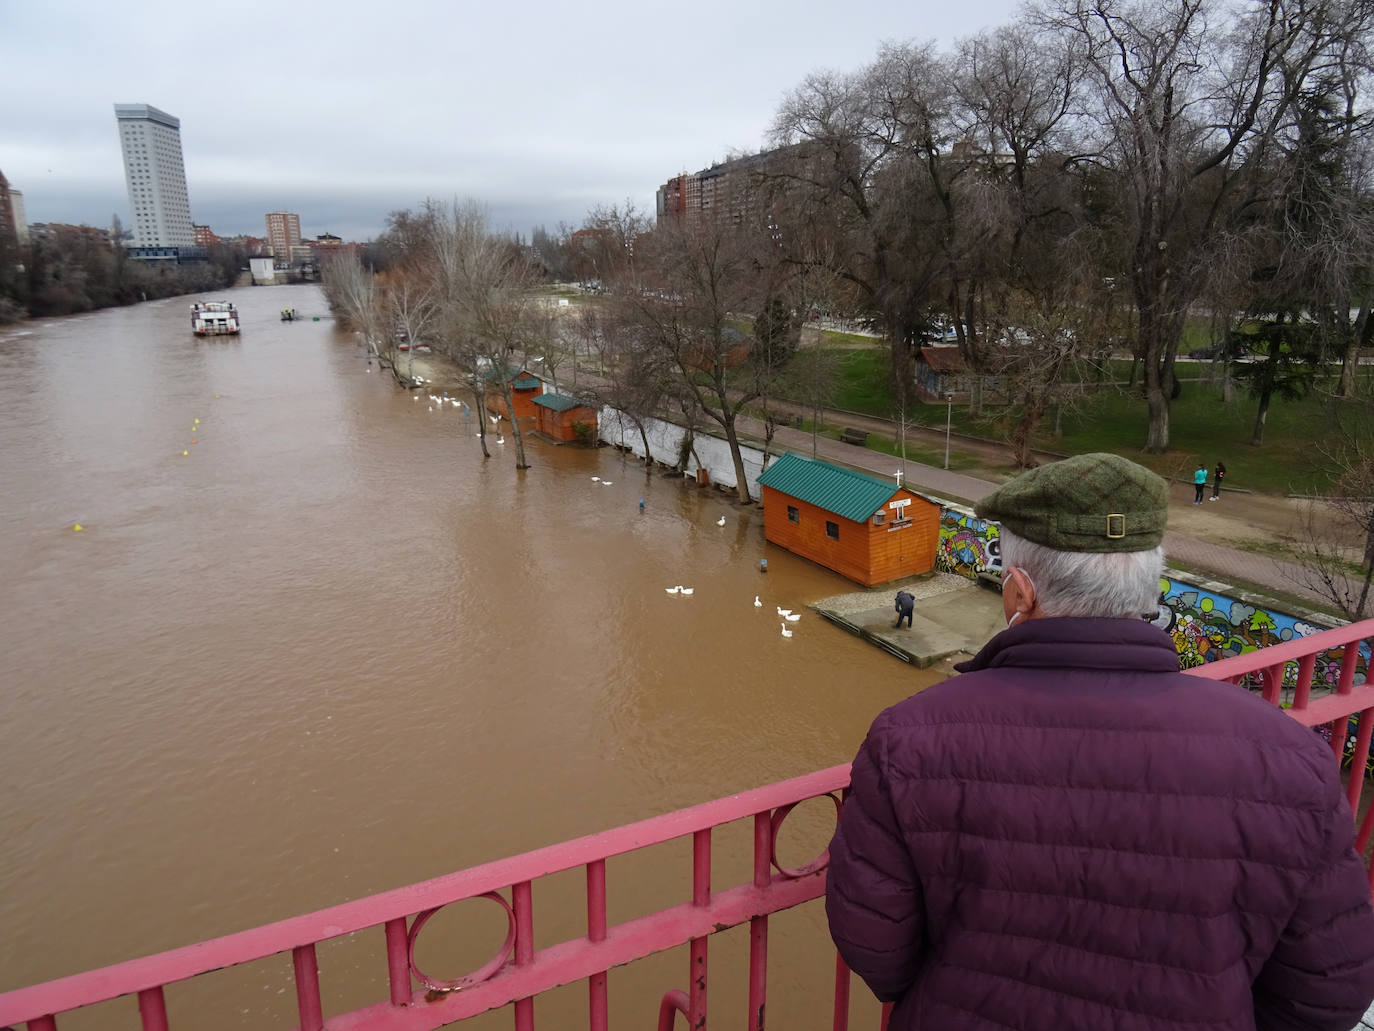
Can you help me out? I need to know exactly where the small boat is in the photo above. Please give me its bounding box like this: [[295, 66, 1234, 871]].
[[280, 308, 297, 322], [191, 301, 240, 336]]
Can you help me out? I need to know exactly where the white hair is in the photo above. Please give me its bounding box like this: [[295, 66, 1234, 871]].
[[998, 528, 1163, 619]]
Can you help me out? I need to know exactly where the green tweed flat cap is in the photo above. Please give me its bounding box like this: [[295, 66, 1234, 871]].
[[975, 452, 1168, 553]]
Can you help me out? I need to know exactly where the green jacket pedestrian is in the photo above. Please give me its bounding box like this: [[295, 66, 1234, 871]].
[[1193, 463, 1208, 505]]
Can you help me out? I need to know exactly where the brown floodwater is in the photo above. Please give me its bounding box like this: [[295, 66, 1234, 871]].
[[0, 284, 939, 1030]]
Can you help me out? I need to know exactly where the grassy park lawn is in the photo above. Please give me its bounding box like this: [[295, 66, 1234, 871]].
[[800, 345, 1366, 496]]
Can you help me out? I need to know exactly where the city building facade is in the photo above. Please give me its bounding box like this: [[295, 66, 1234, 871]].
[[192, 224, 220, 247], [265, 212, 301, 262], [114, 104, 195, 249], [655, 145, 809, 229]]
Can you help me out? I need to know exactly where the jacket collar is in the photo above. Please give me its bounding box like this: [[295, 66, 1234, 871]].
[[953, 617, 1183, 675]]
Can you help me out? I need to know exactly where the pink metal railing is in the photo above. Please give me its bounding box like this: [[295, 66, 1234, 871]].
[[3, 617, 1373, 1031]]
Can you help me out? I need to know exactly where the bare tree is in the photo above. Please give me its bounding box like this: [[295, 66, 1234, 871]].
[[1049, 0, 1372, 452], [321, 251, 388, 365], [609, 222, 782, 503]]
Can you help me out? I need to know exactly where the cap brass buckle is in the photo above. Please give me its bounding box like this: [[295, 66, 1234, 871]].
[[1106, 513, 1126, 539]]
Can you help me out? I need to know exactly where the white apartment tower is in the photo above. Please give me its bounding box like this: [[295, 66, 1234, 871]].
[[114, 104, 194, 248]]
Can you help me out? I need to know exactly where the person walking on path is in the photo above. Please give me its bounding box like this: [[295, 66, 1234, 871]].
[[1193, 461, 1208, 504], [1211, 461, 1227, 500], [893, 590, 914, 629], [825, 452, 1374, 1031]]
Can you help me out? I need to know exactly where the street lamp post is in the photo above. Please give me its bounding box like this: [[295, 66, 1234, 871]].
[[943, 393, 953, 470]]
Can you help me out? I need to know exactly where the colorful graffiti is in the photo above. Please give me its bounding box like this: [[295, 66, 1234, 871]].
[[936, 510, 1001, 581], [1152, 578, 1368, 687]]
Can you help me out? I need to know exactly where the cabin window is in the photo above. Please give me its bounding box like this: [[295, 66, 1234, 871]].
[[826, 521, 839, 540], [872, 512, 886, 526], [787, 506, 799, 524]]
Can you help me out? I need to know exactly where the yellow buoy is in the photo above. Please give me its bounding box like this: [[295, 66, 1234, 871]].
[[194, 418, 200, 424], [182, 450, 188, 456], [73, 523, 83, 531]]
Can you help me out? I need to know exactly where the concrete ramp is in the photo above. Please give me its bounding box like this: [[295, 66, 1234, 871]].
[[814, 574, 1006, 668]]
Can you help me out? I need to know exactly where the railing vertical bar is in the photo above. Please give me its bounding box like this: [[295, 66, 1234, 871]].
[[1339, 640, 1362, 695], [1356, 790, 1374, 855], [1333, 717, 1351, 762], [690, 829, 711, 1030], [749, 812, 771, 1031], [832, 953, 851, 1031], [1291, 654, 1318, 712], [137, 987, 168, 1031], [384, 917, 409, 1007], [1261, 663, 1284, 706], [587, 861, 608, 1031], [291, 944, 323, 1031], [513, 881, 534, 1031], [1348, 709, 1374, 814]]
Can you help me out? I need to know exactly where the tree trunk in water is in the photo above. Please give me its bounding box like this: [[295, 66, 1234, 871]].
[[638, 423, 652, 465], [500, 383, 530, 469], [723, 420, 753, 504]]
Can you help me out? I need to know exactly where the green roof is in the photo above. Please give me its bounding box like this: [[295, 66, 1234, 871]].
[[482, 365, 541, 389], [531, 392, 591, 413], [757, 452, 901, 522]]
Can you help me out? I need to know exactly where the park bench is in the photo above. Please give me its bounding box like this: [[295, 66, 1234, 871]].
[[840, 428, 869, 446]]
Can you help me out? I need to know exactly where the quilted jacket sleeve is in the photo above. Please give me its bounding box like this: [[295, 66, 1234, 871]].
[[825, 729, 923, 1003], [1253, 769, 1374, 1031]]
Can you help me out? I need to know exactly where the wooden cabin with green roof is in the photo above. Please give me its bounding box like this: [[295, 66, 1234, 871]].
[[483, 367, 544, 422], [757, 452, 940, 586], [531, 392, 598, 444]]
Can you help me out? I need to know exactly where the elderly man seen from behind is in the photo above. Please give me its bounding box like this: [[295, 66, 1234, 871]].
[[825, 453, 1374, 1031]]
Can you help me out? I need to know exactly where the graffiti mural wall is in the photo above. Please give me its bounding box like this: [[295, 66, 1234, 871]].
[[936, 509, 1001, 582], [936, 505, 1368, 687]]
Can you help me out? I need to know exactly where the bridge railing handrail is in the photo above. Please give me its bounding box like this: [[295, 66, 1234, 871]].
[[3, 619, 1373, 1031]]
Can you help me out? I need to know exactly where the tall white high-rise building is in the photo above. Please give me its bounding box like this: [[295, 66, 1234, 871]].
[[114, 103, 194, 248]]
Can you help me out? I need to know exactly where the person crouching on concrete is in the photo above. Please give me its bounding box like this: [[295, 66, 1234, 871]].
[[825, 452, 1374, 1031], [893, 590, 915, 629]]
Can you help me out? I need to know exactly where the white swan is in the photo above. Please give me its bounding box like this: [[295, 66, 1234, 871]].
[[754, 596, 762, 607], [497, 436, 505, 444], [592, 476, 600, 482], [786, 613, 801, 622], [680, 587, 694, 595], [777, 607, 791, 617], [716, 515, 726, 526], [602, 481, 613, 486], [781, 624, 793, 638], [665, 586, 681, 594]]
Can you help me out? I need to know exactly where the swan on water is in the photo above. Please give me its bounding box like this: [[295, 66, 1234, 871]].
[[665, 586, 681, 594], [680, 587, 694, 595], [497, 436, 505, 444], [777, 607, 791, 617], [602, 481, 613, 486], [716, 515, 726, 526], [781, 624, 793, 638], [754, 596, 762, 607], [786, 613, 801, 622], [592, 476, 600, 482]]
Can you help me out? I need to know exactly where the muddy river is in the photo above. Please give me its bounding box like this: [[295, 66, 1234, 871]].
[[0, 284, 938, 1029]]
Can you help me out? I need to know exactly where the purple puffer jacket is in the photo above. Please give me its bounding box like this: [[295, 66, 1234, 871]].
[[826, 617, 1374, 1031]]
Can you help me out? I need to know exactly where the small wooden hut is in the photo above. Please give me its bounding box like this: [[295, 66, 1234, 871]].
[[531, 393, 598, 444], [484, 367, 544, 421], [757, 452, 941, 586]]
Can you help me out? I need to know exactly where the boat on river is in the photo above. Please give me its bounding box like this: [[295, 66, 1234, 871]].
[[281, 308, 297, 322], [190, 301, 240, 336]]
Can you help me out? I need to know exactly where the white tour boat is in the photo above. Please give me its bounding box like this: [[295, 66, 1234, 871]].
[[191, 302, 240, 336]]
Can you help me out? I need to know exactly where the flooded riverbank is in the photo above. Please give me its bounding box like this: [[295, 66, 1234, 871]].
[[0, 285, 939, 1028]]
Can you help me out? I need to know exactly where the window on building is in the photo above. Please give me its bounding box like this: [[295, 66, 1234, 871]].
[[826, 521, 839, 540], [787, 505, 798, 524], [872, 512, 886, 526]]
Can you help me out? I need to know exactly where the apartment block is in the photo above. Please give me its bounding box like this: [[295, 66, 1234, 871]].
[[114, 104, 195, 248], [265, 212, 302, 261]]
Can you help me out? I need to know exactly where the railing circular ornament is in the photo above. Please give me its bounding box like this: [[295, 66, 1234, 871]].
[[407, 891, 517, 992], [769, 792, 842, 879]]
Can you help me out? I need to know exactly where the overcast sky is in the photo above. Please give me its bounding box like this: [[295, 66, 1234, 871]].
[[2, 0, 1023, 242]]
